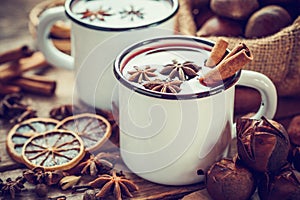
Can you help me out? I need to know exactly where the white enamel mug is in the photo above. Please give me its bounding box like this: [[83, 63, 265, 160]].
[[37, 0, 178, 110], [114, 36, 277, 185]]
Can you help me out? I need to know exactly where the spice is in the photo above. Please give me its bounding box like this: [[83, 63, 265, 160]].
[[78, 8, 113, 21], [23, 167, 63, 186], [120, 5, 144, 21], [0, 45, 34, 64], [0, 93, 37, 124], [206, 157, 256, 200], [70, 152, 119, 176], [143, 79, 183, 93], [237, 116, 290, 173], [160, 59, 201, 80], [0, 176, 26, 199], [127, 65, 157, 83], [59, 175, 81, 190], [88, 171, 138, 200], [205, 38, 228, 67], [50, 104, 82, 120], [199, 42, 253, 87]]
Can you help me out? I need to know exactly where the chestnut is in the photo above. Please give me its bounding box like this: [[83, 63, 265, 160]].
[[210, 0, 259, 20], [196, 16, 244, 37], [288, 115, 300, 146], [258, 167, 300, 200], [206, 157, 256, 200], [245, 5, 292, 38], [237, 117, 290, 173]]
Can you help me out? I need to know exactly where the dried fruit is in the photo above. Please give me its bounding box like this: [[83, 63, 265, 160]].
[[6, 117, 59, 163], [206, 158, 256, 200], [245, 5, 292, 38], [258, 167, 300, 200], [55, 113, 112, 152], [22, 130, 85, 171], [237, 117, 290, 173]]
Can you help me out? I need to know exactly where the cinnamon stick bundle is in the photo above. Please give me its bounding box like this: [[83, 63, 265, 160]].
[[199, 40, 253, 86]]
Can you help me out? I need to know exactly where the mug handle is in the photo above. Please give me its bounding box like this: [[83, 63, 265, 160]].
[[37, 6, 74, 70], [236, 70, 277, 120]]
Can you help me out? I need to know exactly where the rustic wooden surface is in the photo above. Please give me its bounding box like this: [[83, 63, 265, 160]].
[[1, 1, 300, 200]]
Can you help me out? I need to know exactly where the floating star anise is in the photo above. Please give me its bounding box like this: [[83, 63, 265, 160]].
[[127, 65, 157, 83], [71, 152, 120, 176], [23, 167, 63, 186], [0, 176, 26, 199], [88, 171, 138, 200], [160, 59, 201, 80], [143, 79, 183, 94], [78, 7, 113, 21], [120, 5, 144, 21]]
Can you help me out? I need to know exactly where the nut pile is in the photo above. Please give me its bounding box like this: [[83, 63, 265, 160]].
[[187, 0, 299, 38], [205, 116, 300, 200]]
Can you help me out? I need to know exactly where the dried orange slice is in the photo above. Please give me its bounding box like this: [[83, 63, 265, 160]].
[[6, 118, 59, 163], [55, 113, 112, 152], [22, 130, 85, 171]]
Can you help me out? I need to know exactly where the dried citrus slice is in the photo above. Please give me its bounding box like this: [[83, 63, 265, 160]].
[[22, 130, 85, 171], [55, 113, 111, 152], [6, 118, 59, 163]]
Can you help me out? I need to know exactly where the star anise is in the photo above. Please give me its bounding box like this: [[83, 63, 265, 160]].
[[120, 5, 144, 21], [49, 104, 82, 120], [0, 93, 37, 124], [96, 102, 120, 146], [127, 66, 157, 83], [143, 79, 183, 94], [160, 59, 201, 80], [23, 167, 64, 186], [88, 171, 138, 200], [78, 7, 113, 21], [0, 176, 26, 199], [71, 152, 120, 176]]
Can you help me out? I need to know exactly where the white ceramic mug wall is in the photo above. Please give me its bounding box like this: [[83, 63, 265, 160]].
[[37, 0, 178, 110], [114, 36, 277, 185]]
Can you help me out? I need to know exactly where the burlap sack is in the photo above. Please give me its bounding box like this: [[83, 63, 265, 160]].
[[176, 0, 300, 96]]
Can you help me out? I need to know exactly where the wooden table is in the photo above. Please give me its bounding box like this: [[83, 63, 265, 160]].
[[1, 1, 300, 199]]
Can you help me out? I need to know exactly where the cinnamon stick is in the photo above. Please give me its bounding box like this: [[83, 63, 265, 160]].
[[205, 38, 228, 67], [0, 52, 48, 82], [0, 45, 34, 64], [0, 84, 21, 96], [10, 75, 56, 96], [199, 43, 253, 87]]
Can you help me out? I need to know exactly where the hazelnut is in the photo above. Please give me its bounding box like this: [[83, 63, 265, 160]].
[[237, 117, 290, 173], [258, 167, 300, 200], [196, 16, 244, 37], [245, 5, 292, 38], [206, 157, 256, 200], [288, 115, 300, 146], [210, 0, 259, 20]]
